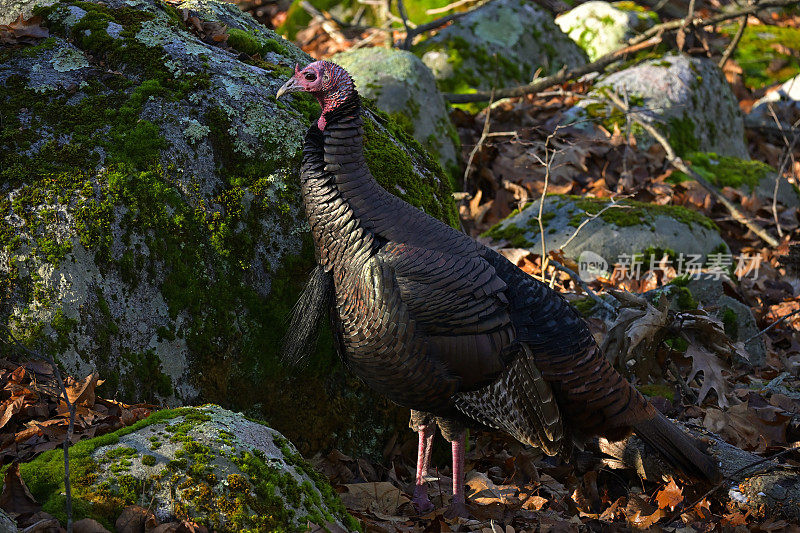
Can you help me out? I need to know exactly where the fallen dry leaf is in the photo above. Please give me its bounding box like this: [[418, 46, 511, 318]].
[[0, 462, 40, 517], [338, 482, 410, 516], [0, 14, 49, 45], [654, 477, 683, 511]]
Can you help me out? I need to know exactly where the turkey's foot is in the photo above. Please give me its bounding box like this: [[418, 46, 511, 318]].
[[443, 500, 470, 519], [412, 486, 434, 514]]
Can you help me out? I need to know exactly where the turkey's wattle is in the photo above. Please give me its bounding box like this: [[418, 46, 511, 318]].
[[277, 60, 719, 517]]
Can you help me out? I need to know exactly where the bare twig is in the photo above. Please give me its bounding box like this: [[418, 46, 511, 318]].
[[603, 90, 780, 247], [767, 108, 800, 238], [549, 259, 617, 314], [744, 307, 800, 344], [463, 87, 495, 184], [560, 199, 632, 251], [2, 326, 76, 533], [446, 36, 662, 103], [404, 10, 471, 41], [395, 0, 413, 49], [444, 0, 798, 103], [533, 133, 557, 283], [719, 15, 748, 69], [425, 0, 480, 15]]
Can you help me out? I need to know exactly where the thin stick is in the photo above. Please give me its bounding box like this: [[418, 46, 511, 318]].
[[395, 0, 413, 49], [426, 0, 479, 15], [444, 0, 798, 103], [719, 15, 748, 69], [446, 36, 662, 103], [549, 259, 617, 314], [463, 87, 495, 184], [2, 326, 75, 533], [535, 134, 555, 283], [602, 90, 779, 247], [404, 10, 470, 40], [560, 200, 632, 251], [744, 307, 800, 344]]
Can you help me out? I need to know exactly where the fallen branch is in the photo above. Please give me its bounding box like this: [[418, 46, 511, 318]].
[[444, 0, 798, 103], [446, 37, 662, 103], [718, 15, 747, 69], [745, 307, 800, 344], [598, 421, 800, 521], [602, 90, 779, 247], [463, 87, 495, 184]]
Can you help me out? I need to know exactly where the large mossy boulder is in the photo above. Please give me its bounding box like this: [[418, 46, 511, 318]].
[[484, 195, 728, 269], [332, 47, 461, 183], [564, 53, 748, 158], [412, 0, 586, 99], [555, 1, 658, 61], [0, 0, 457, 457], [16, 405, 359, 532]]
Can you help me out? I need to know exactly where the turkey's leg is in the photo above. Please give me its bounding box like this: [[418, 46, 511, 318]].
[[444, 432, 469, 518], [412, 424, 435, 514]]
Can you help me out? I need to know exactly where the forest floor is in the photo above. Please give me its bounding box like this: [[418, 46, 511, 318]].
[[1, 1, 800, 532]]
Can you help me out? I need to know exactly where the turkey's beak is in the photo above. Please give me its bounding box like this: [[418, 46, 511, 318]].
[[276, 77, 302, 99]]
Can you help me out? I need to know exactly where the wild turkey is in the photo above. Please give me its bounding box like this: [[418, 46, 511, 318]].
[[277, 61, 719, 516]]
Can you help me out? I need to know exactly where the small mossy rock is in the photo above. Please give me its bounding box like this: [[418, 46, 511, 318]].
[[412, 0, 586, 103], [564, 53, 748, 158], [0, 0, 456, 458], [16, 405, 360, 532], [483, 195, 728, 269], [722, 23, 800, 91], [332, 47, 461, 184], [747, 74, 800, 131], [555, 1, 658, 61], [672, 152, 800, 209]]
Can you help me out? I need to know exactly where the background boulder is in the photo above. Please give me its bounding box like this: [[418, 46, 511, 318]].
[[333, 47, 461, 182], [555, 1, 658, 61], [564, 54, 749, 158], [413, 0, 586, 100], [0, 0, 457, 457]]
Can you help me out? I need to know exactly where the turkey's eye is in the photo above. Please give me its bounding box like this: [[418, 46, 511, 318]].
[[304, 72, 317, 81]]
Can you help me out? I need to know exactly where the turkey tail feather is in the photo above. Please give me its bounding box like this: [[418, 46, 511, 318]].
[[280, 264, 334, 368], [633, 411, 720, 481]]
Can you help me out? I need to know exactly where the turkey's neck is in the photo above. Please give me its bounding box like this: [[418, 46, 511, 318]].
[[300, 96, 390, 270]]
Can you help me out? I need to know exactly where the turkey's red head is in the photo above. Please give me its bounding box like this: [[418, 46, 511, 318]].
[[276, 60, 355, 130]]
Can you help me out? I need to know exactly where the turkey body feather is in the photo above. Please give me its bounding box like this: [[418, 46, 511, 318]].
[[292, 90, 719, 482]]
